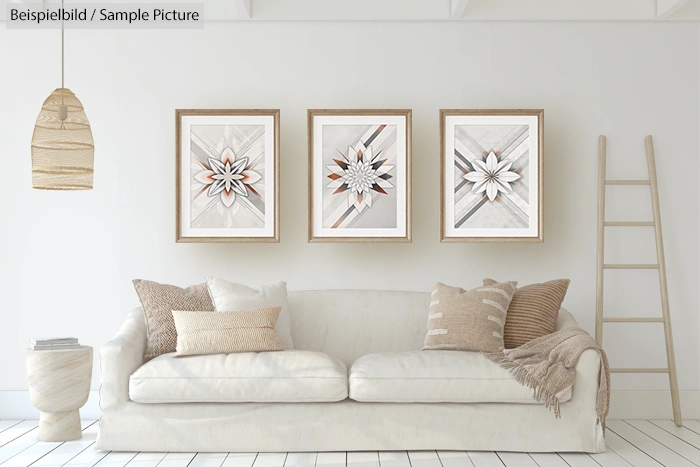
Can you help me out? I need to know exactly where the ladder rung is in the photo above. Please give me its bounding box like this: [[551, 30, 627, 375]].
[[610, 368, 669, 374], [603, 317, 665, 323], [605, 180, 651, 185], [604, 264, 660, 269], [604, 221, 655, 227]]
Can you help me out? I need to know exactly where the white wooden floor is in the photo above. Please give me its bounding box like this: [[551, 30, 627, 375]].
[[2, 419, 700, 467]]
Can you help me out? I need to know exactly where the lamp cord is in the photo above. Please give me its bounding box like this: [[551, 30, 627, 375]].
[[61, 0, 64, 88], [61, 29, 64, 88], [61, 27, 66, 88], [59, 0, 65, 129]]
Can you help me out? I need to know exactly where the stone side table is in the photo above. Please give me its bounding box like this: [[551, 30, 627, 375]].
[[26, 346, 93, 441]]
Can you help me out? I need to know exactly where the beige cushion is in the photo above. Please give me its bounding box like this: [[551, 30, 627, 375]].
[[485, 278, 571, 349], [173, 307, 284, 356], [349, 351, 571, 404], [423, 281, 517, 352], [133, 280, 214, 359], [129, 350, 348, 403], [207, 277, 294, 349]]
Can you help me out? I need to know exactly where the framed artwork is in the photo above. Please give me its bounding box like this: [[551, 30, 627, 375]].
[[440, 109, 543, 242], [176, 109, 279, 242], [308, 109, 411, 243]]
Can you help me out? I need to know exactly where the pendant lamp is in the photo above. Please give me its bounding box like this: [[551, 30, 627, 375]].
[[31, 4, 94, 190]]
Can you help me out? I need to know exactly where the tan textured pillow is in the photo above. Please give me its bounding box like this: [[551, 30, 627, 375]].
[[423, 281, 517, 352], [484, 278, 571, 349], [172, 307, 284, 356], [133, 280, 215, 359]]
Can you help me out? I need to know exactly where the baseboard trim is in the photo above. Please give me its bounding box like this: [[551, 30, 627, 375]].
[[0, 390, 697, 420], [608, 390, 700, 420], [0, 390, 101, 420]]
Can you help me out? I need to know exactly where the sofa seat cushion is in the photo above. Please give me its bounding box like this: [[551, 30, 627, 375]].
[[130, 350, 348, 403], [349, 351, 571, 404]]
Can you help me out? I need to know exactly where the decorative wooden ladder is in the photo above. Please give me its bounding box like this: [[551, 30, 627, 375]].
[[596, 135, 682, 426]]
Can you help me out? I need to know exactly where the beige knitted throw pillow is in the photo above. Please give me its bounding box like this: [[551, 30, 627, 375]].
[[172, 307, 284, 356], [423, 281, 517, 352], [133, 280, 215, 359]]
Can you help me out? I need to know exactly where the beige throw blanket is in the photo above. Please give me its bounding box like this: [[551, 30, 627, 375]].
[[483, 327, 610, 431]]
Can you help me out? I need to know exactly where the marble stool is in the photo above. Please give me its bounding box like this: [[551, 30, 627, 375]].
[[26, 346, 93, 441]]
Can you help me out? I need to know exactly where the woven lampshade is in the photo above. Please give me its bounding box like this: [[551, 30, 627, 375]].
[[31, 88, 94, 190]]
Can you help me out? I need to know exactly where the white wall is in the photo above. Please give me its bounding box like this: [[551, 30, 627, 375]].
[[0, 22, 697, 396]]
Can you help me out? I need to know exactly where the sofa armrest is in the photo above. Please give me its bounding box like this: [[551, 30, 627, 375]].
[[571, 347, 603, 423], [554, 310, 604, 411], [99, 308, 147, 409], [555, 307, 579, 331], [575, 347, 601, 385]]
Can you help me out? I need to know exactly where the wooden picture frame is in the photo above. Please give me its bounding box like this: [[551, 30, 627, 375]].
[[176, 109, 280, 243], [308, 109, 412, 243], [440, 109, 544, 242]]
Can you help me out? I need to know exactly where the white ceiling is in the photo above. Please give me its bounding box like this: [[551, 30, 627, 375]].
[[216, 0, 700, 21], [2, 0, 700, 22]]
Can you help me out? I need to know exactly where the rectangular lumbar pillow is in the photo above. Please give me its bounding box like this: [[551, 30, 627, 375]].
[[133, 279, 215, 359], [484, 278, 571, 349], [206, 278, 294, 349], [423, 281, 517, 352], [172, 307, 284, 356]]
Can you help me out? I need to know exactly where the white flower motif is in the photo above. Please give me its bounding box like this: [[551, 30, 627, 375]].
[[326, 143, 394, 213], [464, 151, 521, 202], [194, 146, 262, 208]]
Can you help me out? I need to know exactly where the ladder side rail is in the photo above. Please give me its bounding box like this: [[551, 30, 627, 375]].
[[595, 135, 607, 345], [645, 135, 682, 426]]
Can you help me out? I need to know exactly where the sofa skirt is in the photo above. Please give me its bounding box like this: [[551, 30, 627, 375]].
[[96, 398, 605, 453]]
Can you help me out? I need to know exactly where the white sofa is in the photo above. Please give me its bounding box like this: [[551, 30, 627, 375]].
[[97, 290, 605, 453]]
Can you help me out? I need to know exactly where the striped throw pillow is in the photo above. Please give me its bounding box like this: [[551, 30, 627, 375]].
[[172, 307, 285, 356], [484, 278, 571, 349], [423, 281, 517, 352]]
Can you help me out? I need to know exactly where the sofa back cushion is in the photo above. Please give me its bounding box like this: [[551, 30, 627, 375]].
[[286, 290, 430, 365], [126, 293, 579, 367]]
